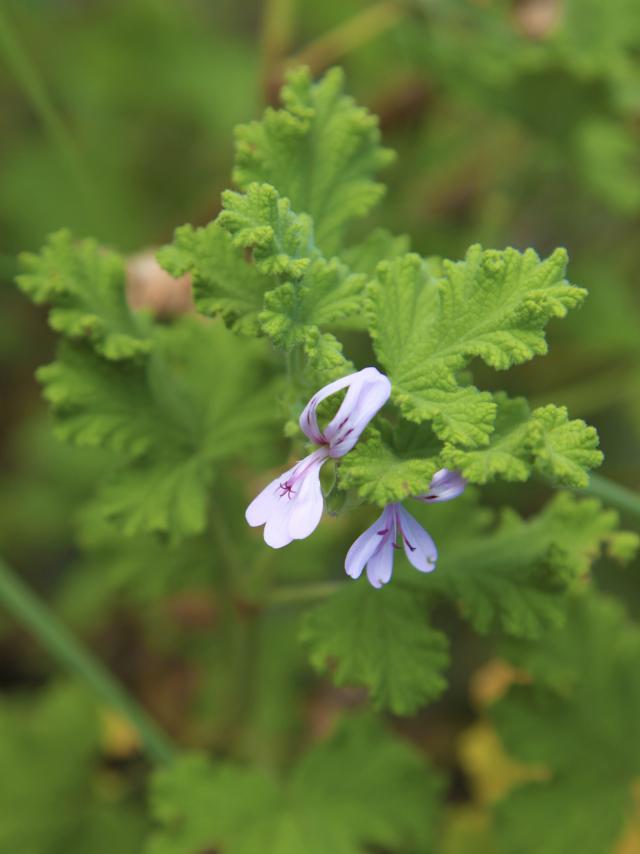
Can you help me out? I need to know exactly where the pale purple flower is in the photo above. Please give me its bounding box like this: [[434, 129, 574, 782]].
[[345, 468, 466, 588], [246, 367, 391, 549]]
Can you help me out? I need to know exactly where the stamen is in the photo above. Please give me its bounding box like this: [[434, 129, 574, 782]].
[[278, 481, 296, 500], [376, 528, 388, 536], [402, 533, 416, 552]]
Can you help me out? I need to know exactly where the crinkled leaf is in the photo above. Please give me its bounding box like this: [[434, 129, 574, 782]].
[[442, 394, 602, 487], [301, 584, 449, 714], [233, 66, 394, 253], [369, 247, 586, 447], [147, 717, 441, 854], [528, 404, 603, 487], [17, 230, 151, 360], [491, 594, 640, 854], [339, 424, 441, 506], [219, 183, 316, 278], [158, 221, 269, 334], [39, 318, 278, 540], [428, 493, 635, 638]]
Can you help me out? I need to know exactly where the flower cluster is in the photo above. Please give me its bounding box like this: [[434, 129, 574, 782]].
[[246, 368, 466, 587]]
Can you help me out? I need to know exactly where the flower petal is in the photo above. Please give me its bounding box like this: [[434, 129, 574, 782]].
[[366, 539, 395, 588], [344, 507, 390, 580], [298, 372, 358, 445], [416, 468, 466, 503], [245, 463, 296, 527], [288, 458, 325, 541], [326, 367, 391, 457], [263, 503, 295, 549], [396, 505, 438, 573]]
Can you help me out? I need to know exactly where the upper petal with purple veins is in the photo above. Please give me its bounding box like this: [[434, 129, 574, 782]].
[[298, 367, 391, 456]]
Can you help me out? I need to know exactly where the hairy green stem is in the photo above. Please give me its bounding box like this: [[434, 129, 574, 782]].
[[0, 7, 94, 205], [0, 557, 175, 764], [583, 473, 640, 520]]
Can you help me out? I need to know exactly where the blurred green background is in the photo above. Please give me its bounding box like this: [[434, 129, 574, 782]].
[[1, 0, 639, 851]]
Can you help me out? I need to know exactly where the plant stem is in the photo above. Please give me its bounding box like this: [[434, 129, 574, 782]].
[[583, 474, 640, 520], [287, 1, 405, 75], [0, 7, 95, 205], [261, 0, 296, 103], [0, 556, 175, 764], [268, 580, 342, 606]]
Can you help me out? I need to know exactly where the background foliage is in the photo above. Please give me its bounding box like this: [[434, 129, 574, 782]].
[[1, 1, 640, 852]]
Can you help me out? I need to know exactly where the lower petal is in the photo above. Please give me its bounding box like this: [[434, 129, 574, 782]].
[[245, 464, 296, 527], [366, 541, 395, 588], [345, 510, 389, 580], [288, 462, 325, 541], [397, 505, 438, 573]]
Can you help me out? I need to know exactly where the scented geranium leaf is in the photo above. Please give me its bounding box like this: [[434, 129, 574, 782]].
[[233, 66, 394, 253], [40, 318, 278, 539], [339, 425, 441, 506], [442, 394, 602, 486], [0, 683, 145, 854], [369, 247, 586, 447], [428, 493, 635, 638], [301, 583, 449, 714], [17, 229, 151, 360], [260, 259, 366, 349], [147, 718, 441, 854], [219, 183, 316, 278], [158, 222, 269, 335], [527, 404, 603, 487], [301, 327, 354, 383], [491, 594, 640, 854], [37, 345, 165, 457]]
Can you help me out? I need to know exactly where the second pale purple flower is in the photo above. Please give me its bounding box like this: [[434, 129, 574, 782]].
[[345, 468, 466, 588]]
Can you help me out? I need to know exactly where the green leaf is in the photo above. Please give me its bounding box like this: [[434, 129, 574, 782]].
[[527, 404, 603, 487], [428, 492, 635, 638], [0, 684, 145, 854], [260, 258, 365, 346], [147, 717, 441, 854], [219, 183, 316, 278], [17, 230, 151, 360], [158, 222, 270, 335], [442, 393, 602, 486], [233, 67, 394, 253], [338, 426, 441, 506], [301, 583, 449, 714], [369, 247, 587, 447], [491, 594, 640, 854], [40, 318, 279, 540]]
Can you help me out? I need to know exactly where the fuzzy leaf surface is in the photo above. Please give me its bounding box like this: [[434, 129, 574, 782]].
[[233, 67, 394, 253], [428, 493, 635, 638], [369, 247, 587, 447], [158, 222, 269, 334], [17, 230, 150, 359], [301, 584, 449, 714], [442, 394, 602, 487]]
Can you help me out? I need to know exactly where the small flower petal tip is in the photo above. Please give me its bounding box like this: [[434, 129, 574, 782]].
[[246, 367, 391, 548], [415, 468, 466, 504]]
